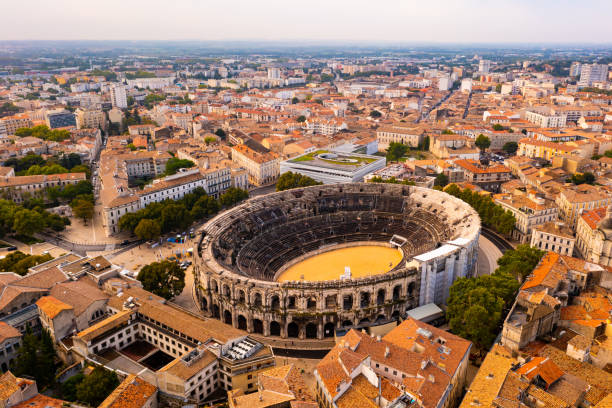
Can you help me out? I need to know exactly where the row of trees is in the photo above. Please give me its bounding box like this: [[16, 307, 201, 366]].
[[0, 199, 69, 237], [5, 152, 84, 174], [0, 251, 53, 276], [443, 184, 516, 235], [276, 171, 322, 191], [118, 187, 249, 240], [446, 245, 545, 350], [15, 125, 71, 142]]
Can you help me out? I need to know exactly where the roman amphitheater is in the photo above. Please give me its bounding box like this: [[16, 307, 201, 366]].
[[194, 183, 480, 340]]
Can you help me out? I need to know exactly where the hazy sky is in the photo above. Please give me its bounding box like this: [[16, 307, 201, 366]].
[[2, 0, 611, 43]]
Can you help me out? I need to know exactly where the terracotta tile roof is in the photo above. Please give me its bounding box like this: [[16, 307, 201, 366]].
[[76, 309, 133, 342], [516, 357, 564, 386], [581, 206, 607, 229], [12, 394, 67, 408], [158, 346, 216, 381], [0, 321, 21, 343], [98, 374, 157, 408], [459, 345, 516, 408], [36, 296, 73, 319], [522, 252, 563, 290], [50, 280, 107, 317], [0, 371, 20, 401]]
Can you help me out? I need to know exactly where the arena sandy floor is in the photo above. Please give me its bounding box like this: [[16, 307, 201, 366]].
[[277, 245, 403, 282]]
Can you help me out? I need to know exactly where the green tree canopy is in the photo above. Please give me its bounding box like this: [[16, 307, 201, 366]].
[[137, 260, 185, 300], [475, 134, 491, 153], [502, 141, 518, 155], [569, 172, 595, 185], [296, 115, 307, 123], [386, 142, 409, 162], [11, 329, 57, 388], [165, 158, 195, 175], [75, 366, 120, 406], [496, 244, 546, 282], [370, 110, 382, 118], [434, 173, 449, 187], [219, 187, 249, 207], [71, 199, 94, 224], [13, 208, 44, 236], [276, 172, 322, 191], [134, 218, 162, 240]]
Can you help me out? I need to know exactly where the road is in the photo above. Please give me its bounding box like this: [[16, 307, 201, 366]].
[[477, 235, 503, 276], [416, 88, 455, 123], [481, 228, 514, 253], [462, 91, 473, 119]]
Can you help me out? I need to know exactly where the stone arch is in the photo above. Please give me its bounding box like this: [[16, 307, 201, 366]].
[[376, 314, 386, 323], [224, 310, 232, 325], [305, 323, 318, 339], [211, 280, 219, 293], [391, 310, 400, 319], [223, 284, 231, 297], [324, 322, 335, 337], [270, 321, 281, 336], [307, 296, 317, 310], [360, 292, 371, 308], [358, 318, 370, 325], [253, 319, 264, 334], [212, 304, 220, 318], [377, 289, 385, 305], [407, 282, 415, 295], [237, 290, 246, 303], [286, 296, 296, 309], [342, 320, 353, 327], [287, 322, 299, 338], [201, 297, 208, 311], [393, 285, 402, 300], [343, 294, 353, 310], [253, 292, 263, 307], [325, 295, 337, 308], [270, 295, 280, 310], [237, 315, 247, 330]]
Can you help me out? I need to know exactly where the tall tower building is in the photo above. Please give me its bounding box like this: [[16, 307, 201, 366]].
[[267, 67, 281, 79], [110, 85, 128, 109], [479, 59, 491, 74], [579, 64, 608, 87]]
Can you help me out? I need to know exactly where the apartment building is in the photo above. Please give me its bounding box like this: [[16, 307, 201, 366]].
[[556, 184, 612, 228], [578, 63, 608, 87], [0, 322, 21, 372], [576, 205, 612, 266], [315, 318, 471, 408], [120, 151, 172, 178], [110, 85, 128, 109], [72, 286, 275, 405], [45, 109, 76, 129], [75, 108, 106, 130], [231, 144, 280, 186], [0, 172, 87, 203], [98, 374, 158, 408], [525, 108, 567, 128], [530, 221, 575, 256], [376, 125, 424, 149], [453, 159, 512, 192], [0, 114, 32, 136], [495, 192, 559, 243], [430, 135, 479, 159], [303, 118, 347, 135], [518, 138, 577, 161]]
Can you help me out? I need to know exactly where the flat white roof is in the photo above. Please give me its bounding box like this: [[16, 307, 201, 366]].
[[447, 237, 471, 246], [407, 303, 444, 322], [413, 243, 459, 262]]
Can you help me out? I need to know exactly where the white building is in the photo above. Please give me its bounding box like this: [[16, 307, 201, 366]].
[[530, 222, 575, 257], [280, 151, 386, 184], [525, 108, 567, 128], [267, 67, 281, 79], [412, 237, 479, 306], [438, 75, 451, 91], [460, 78, 472, 93], [478, 59, 491, 74], [578, 64, 608, 87], [110, 85, 128, 109]]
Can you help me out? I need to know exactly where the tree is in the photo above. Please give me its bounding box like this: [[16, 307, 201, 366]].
[[495, 83, 502, 93], [75, 366, 120, 406], [61, 373, 85, 401], [71, 199, 94, 224], [161, 203, 192, 232], [204, 136, 216, 145], [475, 134, 491, 154], [502, 141, 518, 155], [214, 128, 226, 139], [291, 97, 299, 104], [137, 260, 185, 300], [386, 142, 409, 162], [434, 173, 449, 187], [370, 110, 382, 118], [492, 124, 506, 131], [13, 208, 44, 236], [165, 158, 195, 175], [134, 219, 161, 240], [276, 172, 322, 191], [495, 244, 546, 282], [219, 188, 249, 207], [11, 328, 57, 388], [296, 115, 306, 123], [569, 172, 595, 185]]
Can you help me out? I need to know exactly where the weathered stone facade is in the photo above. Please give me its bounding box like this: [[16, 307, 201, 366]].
[[194, 183, 480, 339]]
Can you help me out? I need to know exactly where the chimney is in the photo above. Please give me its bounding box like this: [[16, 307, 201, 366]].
[[376, 335, 381, 342], [385, 346, 390, 358]]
